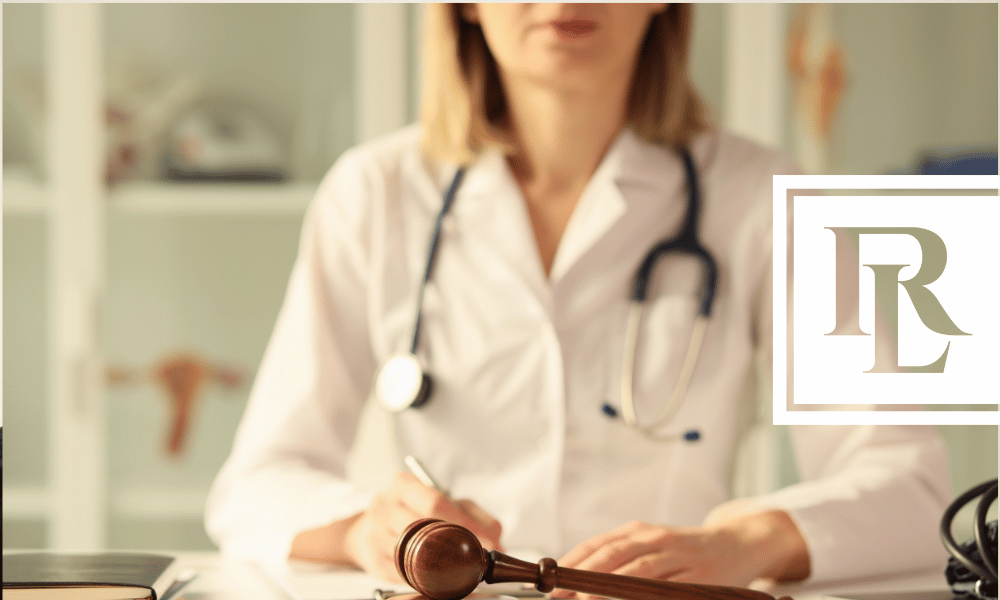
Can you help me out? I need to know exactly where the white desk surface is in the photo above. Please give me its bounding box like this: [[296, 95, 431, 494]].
[[170, 551, 953, 600]]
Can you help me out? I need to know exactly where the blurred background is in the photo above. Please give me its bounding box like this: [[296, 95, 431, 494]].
[[3, 4, 997, 552]]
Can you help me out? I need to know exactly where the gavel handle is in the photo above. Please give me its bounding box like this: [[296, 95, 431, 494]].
[[486, 552, 787, 600]]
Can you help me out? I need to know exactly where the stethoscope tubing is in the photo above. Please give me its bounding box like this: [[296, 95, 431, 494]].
[[973, 481, 998, 581], [621, 308, 708, 437], [629, 147, 719, 316], [619, 148, 718, 439], [940, 478, 999, 582], [411, 167, 466, 354]]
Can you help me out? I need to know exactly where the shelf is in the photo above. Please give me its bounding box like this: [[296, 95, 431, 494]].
[[3, 486, 49, 519], [2, 167, 47, 215], [2, 484, 211, 520], [110, 181, 317, 215], [3, 173, 318, 216], [110, 485, 209, 520]]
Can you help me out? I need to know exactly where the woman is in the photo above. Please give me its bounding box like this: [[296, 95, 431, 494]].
[[205, 4, 950, 591]]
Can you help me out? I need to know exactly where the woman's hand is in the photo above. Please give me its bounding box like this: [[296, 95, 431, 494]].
[[290, 472, 502, 581], [550, 510, 809, 599], [343, 471, 503, 582]]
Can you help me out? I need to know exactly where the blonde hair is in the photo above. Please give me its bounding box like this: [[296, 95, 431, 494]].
[[420, 3, 711, 165]]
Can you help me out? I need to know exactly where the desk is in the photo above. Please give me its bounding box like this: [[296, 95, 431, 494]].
[[170, 552, 952, 600], [762, 569, 952, 600], [169, 552, 291, 600]]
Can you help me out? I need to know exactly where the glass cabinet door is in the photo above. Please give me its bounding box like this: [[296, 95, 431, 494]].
[[99, 2, 361, 551], [4, 1, 51, 549]]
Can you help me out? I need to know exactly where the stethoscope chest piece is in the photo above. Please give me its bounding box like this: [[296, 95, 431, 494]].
[[374, 352, 432, 412]]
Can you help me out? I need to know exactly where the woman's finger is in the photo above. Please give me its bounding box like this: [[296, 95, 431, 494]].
[[561, 522, 664, 573], [612, 550, 685, 581], [392, 471, 446, 513], [347, 514, 404, 583], [383, 497, 427, 540], [574, 539, 660, 575], [455, 498, 504, 550], [558, 525, 636, 567], [390, 471, 504, 550]]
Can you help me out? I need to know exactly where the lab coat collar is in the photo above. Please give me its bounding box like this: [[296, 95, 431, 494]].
[[447, 127, 686, 285], [613, 128, 687, 194], [546, 131, 629, 281], [452, 127, 682, 210]]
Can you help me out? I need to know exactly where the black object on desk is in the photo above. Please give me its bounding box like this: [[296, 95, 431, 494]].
[[941, 479, 998, 600], [3, 552, 182, 600], [841, 593, 955, 600]]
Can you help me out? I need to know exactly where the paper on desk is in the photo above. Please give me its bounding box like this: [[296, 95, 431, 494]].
[[253, 560, 405, 600], [258, 551, 546, 600], [761, 567, 952, 600]]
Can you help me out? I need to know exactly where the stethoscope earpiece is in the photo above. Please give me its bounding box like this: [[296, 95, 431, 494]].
[[374, 352, 433, 412]]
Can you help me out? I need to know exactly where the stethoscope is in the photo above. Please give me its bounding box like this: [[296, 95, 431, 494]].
[[372, 147, 719, 443]]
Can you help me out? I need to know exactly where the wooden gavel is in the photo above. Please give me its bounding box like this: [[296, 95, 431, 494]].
[[395, 519, 792, 600]]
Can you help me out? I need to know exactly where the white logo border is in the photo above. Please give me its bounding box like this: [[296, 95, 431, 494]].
[[772, 174, 999, 426]]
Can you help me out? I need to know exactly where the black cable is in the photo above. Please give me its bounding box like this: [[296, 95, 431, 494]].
[[941, 478, 998, 582], [973, 481, 998, 582]]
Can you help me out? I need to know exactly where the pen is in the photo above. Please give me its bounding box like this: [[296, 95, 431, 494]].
[[404, 455, 447, 496], [405, 455, 510, 556]]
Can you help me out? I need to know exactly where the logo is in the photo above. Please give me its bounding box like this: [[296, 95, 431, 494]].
[[773, 175, 998, 426], [825, 227, 970, 373]]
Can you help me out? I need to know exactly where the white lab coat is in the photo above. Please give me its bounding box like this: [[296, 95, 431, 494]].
[[205, 126, 951, 584]]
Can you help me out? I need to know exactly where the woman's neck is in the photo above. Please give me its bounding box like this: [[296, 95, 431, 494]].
[[503, 77, 629, 195], [499, 71, 632, 276]]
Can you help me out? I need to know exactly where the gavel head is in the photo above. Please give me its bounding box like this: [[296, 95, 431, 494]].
[[395, 519, 491, 600]]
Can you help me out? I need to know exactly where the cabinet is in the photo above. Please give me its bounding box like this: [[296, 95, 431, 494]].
[[3, 3, 416, 550]]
